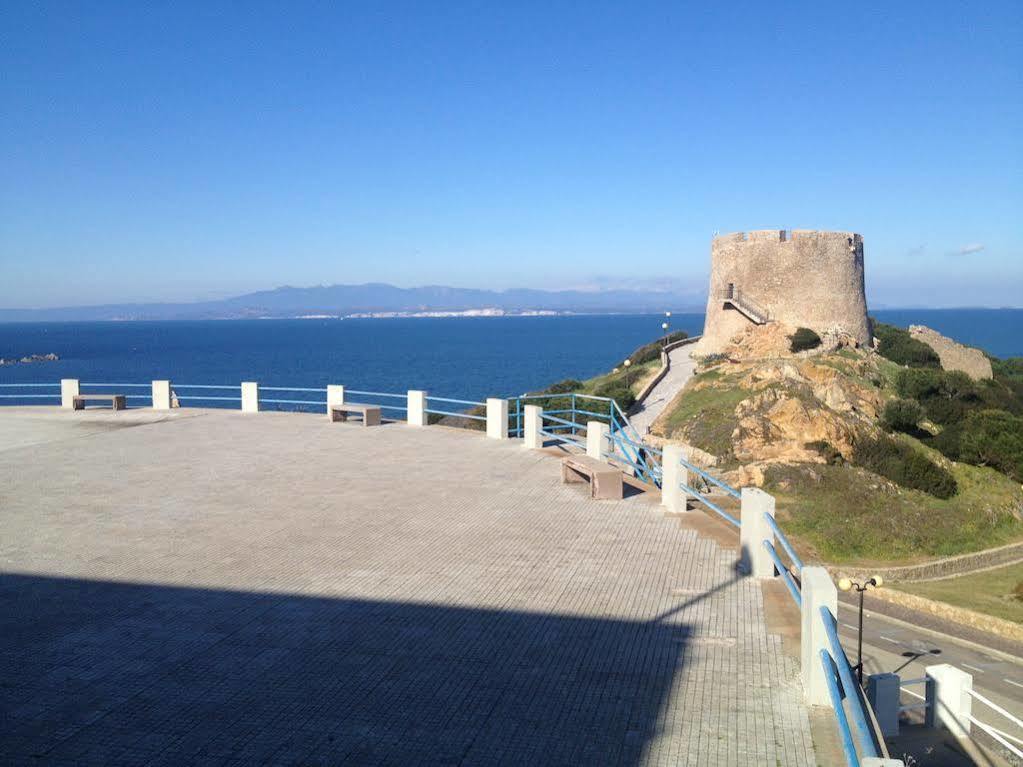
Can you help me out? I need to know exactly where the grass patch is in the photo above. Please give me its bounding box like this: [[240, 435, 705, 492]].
[[766, 460, 1023, 565], [894, 563, 1023, 624], [656, 382, 749, 458]]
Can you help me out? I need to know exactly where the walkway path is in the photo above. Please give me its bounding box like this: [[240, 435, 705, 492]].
[[0, 407, 814, 766], [629, 344, 698, 436]]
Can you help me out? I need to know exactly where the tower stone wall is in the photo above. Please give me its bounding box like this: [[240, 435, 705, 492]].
[[698, 229, 871, 354]]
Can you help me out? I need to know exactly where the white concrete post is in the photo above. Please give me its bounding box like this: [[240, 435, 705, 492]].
[[925, 664, 973, 738], [486, 398, 508, 440], [739, 487, 775, 578], [241, 382, 259, 413], [152, 380, 172, 410], [407, 390, 427, 427], [862, 759, 906, 766], [61, 379, 80, 409], [523, 405, 543, 449], [327, 385, 345, 415], [801, 566, 838, 707], [586, 421, 608, 459], [867, 673, 901, 737], [661, 443, 688, 513]]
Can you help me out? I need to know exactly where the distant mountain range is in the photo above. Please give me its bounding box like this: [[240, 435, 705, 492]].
[[0, 283, 706, 321]]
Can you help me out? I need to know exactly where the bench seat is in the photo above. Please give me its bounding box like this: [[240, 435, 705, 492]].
[[72, 394, 126, 411], [561, 454, 623, 500], [329, 403, 382, 427]]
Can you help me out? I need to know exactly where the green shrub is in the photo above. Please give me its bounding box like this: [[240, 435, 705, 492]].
[[954, 410, 1023, 482], [627, 330, 689, 366], [895, 368, 982, 426], [853, 435, 957, 499], [543, 379, 584, 395], [882, 399, 925, 433], [790, 327, 823, 353], [1014, 581, 1023, 603], [873, 322, 941, 368], [593, 378, 636, 411]]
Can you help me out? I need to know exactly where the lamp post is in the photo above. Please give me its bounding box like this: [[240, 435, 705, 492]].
[[838, 575, 884, 686], [663, 311, 672, 348], [623, 358, 632, 387]]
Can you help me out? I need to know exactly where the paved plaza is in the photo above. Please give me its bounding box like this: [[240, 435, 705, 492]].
[[0, 407, 816, 766]]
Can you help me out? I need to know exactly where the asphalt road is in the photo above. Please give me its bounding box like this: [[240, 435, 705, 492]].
[[836, 600, 1023, 721]]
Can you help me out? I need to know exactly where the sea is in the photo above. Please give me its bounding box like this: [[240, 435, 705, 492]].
[[0, 309, 1020, 407]]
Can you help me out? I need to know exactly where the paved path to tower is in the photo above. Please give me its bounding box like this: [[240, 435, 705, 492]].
[[630, 344, 698, 436], [0, 407, 815, 766]]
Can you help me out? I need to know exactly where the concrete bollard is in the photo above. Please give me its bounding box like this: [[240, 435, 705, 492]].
[[586, 421, 608, 459], [486, 398, 509, 440], [739, 487, 776, 578], [867, 673, 901, 737], [241, 382, 259, 413], [523, 405, 543, 449], [925, 664, 972, 738], [801, 566, 838, 707], [152, 380, 172, 410], [407, 390, 427, 427], [660, 443, 688, 513], [327, 385, 345, 415], [61, 379, 79, 409]]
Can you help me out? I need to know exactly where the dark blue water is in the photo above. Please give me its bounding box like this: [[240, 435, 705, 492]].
[[0, 310, 1019, 406]]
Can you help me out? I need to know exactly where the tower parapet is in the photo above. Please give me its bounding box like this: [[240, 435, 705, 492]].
[[698, 229, 870, 354]]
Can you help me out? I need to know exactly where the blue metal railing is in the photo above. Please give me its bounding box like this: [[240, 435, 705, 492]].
[[425, 396, 486, 422], [345, 390, 408, 413], [0, 382, 61, 401], [820, 606, 882, 765]]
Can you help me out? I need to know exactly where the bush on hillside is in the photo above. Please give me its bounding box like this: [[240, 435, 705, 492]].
[[805, 440, 844, 465], [790, 327, 822, 353], [628, 330, 690, 366], [853, 435, 957, 499], [951, 410, 1023, 482], [882, 399, 925, 433], [593, 378, 636, 412], [873, 322, 941, 368], [543, 379, 584, 394], [895, 368, 981, 425]]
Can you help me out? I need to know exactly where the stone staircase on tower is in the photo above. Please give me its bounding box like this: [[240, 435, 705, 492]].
[[721, 285, 771, 325]]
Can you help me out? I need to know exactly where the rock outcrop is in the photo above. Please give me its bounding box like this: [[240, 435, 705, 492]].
[[0, 353, 59, 366], [908, 325, 992, 380]]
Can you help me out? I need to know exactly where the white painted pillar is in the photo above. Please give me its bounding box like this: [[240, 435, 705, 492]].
[[407, 390, 427, 427], [925, 664, 972, 738], [486, 398, 508, 440], [586, 421, 608, 459], [60, 379, 79, 409], [660, 444, 688, 513], [862, 759, 906, 766], [867, 673, 901, 738], [523, 405, 543, 449], [327, 385, 345, 414], [801, 566, 838, 707], [241, 382, 259, 413], [739, 487, 776, 578], [152, 380, 172, 410]]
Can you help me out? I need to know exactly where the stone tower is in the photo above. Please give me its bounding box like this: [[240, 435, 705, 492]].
[[698, 229, 871, 354]]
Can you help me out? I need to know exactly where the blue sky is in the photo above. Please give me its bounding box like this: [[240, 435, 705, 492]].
[[1, 1, 1020, 308]]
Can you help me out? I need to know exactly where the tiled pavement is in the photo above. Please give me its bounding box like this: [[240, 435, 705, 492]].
[[0, 408, 816, 766]]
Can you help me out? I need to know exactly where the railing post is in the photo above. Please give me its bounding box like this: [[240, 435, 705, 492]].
[[867, 673, 901, 737], [327, 385, 345, 415], [739, 487, 775, 578], [486, 398, 508, 440], [801, 567, 838, 707], [407, 390, 427, 426], [241, 382, 259, 413], [661, 444, 687, 513], [925, 664, 972, 738], [586, 420, 608, 459], [152, 380, 172, 410], [523, 405, 542, 449], [61, 379, 79, 409]]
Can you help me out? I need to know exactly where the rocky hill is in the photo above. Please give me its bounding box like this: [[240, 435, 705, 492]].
[[650, 321, 1023, 564]]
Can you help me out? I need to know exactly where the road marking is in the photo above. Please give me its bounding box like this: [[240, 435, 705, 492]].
[[880, 635, 901, 644], [841, 623, 857, 631], [1006, 678, 1023, 690], [962, 663, 985, 673]]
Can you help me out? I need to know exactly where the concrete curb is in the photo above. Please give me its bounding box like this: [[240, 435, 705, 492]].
[[835, 540, 1023, 584], [870, 586, 1023, 644]]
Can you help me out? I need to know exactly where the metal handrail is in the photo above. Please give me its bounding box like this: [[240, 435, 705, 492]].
[[261, 386, 326, 393], [81, 382, 152, 388], [821, 650, 860, 767], [820, 606, 881, 760], [346, 390, 407, 399], [764, 514, 804, 572], [0, 383, 61, 387], [763, 541, 802, 607], [428, 396, 486, 407]]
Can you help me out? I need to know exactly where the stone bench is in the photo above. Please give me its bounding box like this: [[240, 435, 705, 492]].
[[329, 403, 382, 427], [72, 394, 126, 411], [561, 454, 623, 500]]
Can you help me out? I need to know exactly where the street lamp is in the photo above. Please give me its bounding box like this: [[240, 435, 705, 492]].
[[662, 311, 672, 348], [838, 575, 884, 685], [623, 358, 632, 387]]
